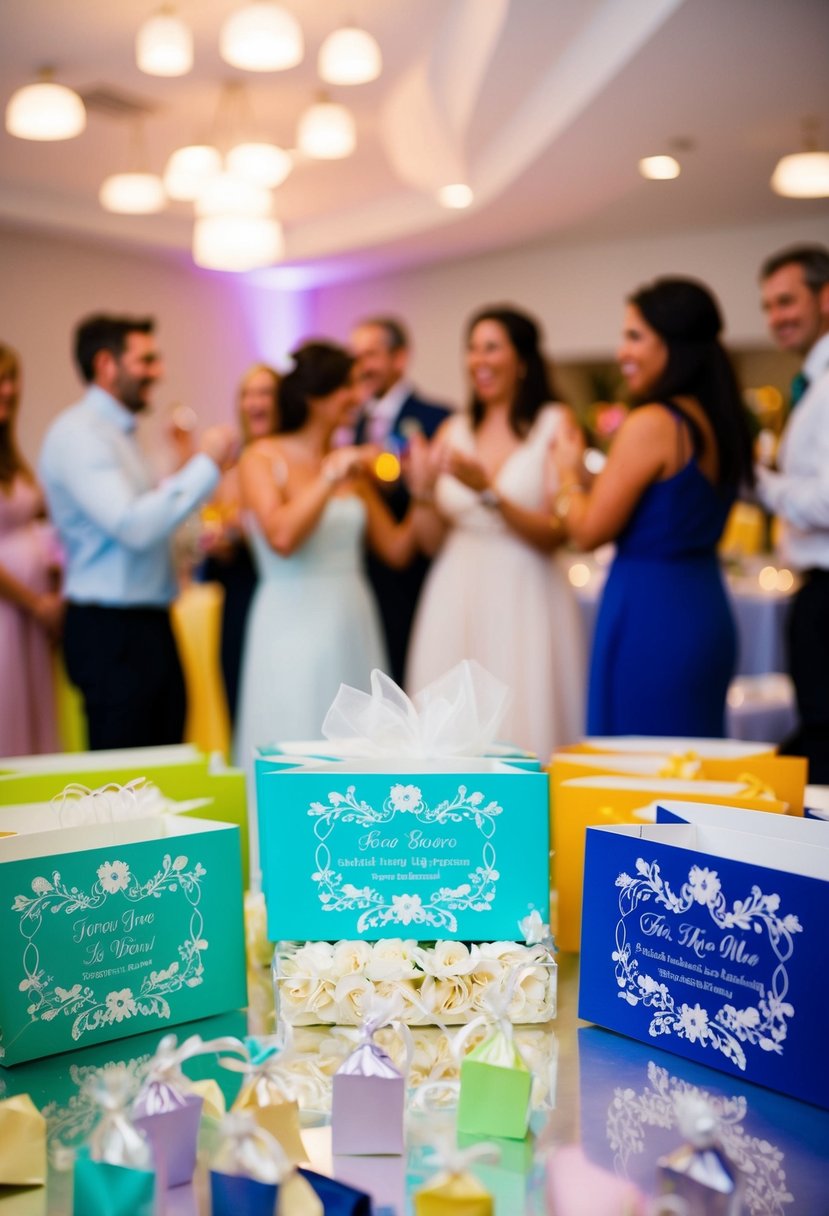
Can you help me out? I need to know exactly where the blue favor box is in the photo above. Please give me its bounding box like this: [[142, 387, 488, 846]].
[[256, 756, 549, 941], [578, 804, 829, 1109], [578, 1024, 829, 1215]]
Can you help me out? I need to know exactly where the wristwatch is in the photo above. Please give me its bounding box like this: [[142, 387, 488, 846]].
[[479, 487, 501, 509]]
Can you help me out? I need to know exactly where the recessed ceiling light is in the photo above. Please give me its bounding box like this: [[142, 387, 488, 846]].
[[638, 155, 680, 181], [437, 184, 474, 209]]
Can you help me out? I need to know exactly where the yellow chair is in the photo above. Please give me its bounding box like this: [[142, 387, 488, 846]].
[[170, 582, 231, 759], [54, 652, 88, 753], [718, 501, 765, 557]]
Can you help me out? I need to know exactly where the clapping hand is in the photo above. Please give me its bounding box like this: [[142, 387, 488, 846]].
[[548, 415, 588, 486], [439, 445, 490, 493], [322, 444, 379, 486]]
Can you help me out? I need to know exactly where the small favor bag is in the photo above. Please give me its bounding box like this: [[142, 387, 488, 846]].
[[229, 1038, 308, 1164], [456, 980, 533, 1141], [132, 1031, 245, 1187], [331, 997, 407, 1156], [298, 1168, 372, 1215], [0, 1093, 47, 1187], [413, 1142, 495, 1216], [71, 1069, 155, 1216], [209, 1111, 321, 1216]]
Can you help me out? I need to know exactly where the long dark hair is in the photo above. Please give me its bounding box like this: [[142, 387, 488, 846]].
[[629, 278, 754, 488], [466, 306, 560, 435], [277, 341, 354, 434], [0, 343, 32, 490]]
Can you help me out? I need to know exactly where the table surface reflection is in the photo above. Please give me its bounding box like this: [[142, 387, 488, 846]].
[[1, 954, 828, 1215]]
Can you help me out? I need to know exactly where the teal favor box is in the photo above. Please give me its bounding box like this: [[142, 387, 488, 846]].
[[257, 758, 549, 941], [0, 816, 246, 1066]]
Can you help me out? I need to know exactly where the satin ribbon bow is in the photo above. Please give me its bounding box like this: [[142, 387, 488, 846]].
[[451, 965, 531, 1069], [338, 990, 414, 1078], [135, 1032, 248, 1115], [423, 1136, 501, 1178], [321, 660, 511, 758], [736, 772, 777, 801], [518, 909, 556, 953], [657, 752, 702, 780], [220, 1038, 294, 1107], [85, 1067, 152, 1170]]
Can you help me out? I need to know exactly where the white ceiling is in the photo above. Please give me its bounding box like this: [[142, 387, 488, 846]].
[[1, 0, 827, 287]]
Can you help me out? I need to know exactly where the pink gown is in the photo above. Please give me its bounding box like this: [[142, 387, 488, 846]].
[[0, 476, 60, 756]]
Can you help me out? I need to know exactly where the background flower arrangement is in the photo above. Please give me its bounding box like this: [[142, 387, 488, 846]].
[[273, 937, 556, 1026]]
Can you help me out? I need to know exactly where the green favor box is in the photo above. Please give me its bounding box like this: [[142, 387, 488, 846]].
[[0, 747, 249, 888], [457, 1032, 532, 1141], [0, 816, 246, 1066]]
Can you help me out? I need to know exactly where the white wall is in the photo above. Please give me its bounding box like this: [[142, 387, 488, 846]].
[[308, 216, 829, 408], [2, 214, 826, 466], [0, 224, 312, 467]]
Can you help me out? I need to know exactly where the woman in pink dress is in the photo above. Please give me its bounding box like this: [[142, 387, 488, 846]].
[[0, 343, 63, 756]]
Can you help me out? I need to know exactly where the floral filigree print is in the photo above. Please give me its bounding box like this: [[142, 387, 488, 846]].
[[8, 854, 208, 1050], [606, 1061, 793, 1215], [308, 784, 503, 932], [612, 857, 801, 1070]]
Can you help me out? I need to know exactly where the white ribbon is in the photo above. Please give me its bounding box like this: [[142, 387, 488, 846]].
[[450, 964, 531, 1068], [518, 909, 556, 954], [422, 1133, 501, 1177], [135, 1032, 248, 1115], [212, 1110, 291, 1185], [338, 989, 414, 1078], [321, 661, 511, 758], [86, 1067, 153, 1170], [53, 778, 168, 829]]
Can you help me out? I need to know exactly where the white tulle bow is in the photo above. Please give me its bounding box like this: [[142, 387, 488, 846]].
[[321, 661, 511, 758]]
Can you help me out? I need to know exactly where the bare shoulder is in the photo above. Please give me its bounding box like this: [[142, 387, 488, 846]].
[[241, 437, 283, 467], [618, 403, 677, 441]]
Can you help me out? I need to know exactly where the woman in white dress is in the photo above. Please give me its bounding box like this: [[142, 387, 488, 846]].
[[406, 306, 586, 758], [234, 341, 415, 768]]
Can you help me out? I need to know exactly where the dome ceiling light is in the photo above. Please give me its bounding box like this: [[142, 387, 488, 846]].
[[5, 69, 86, 141], [318, 26, 382, 86], [771, 118, 829, 198], [100, 172, 166, 214], [220, 3, 303, 72], [136, 6, 193, 77], [297, 95, 356, 160]]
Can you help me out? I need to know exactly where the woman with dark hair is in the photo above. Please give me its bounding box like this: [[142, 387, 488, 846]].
[[406, 305, 586, 756], [201, 363, 280, 727], [551, 277, 755, 736], [0, 342, 63, 755], [234, 340, 415, 767]]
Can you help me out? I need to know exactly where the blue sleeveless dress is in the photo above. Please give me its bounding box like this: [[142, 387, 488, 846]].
[[587, 407, 736, 737]]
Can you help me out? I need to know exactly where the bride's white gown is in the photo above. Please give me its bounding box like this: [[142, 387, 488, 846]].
[[406, 406, 586, 759], [234, 495, 387, 768]]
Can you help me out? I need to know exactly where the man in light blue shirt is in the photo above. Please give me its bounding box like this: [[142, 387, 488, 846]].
[[40, 313, 237, 749]]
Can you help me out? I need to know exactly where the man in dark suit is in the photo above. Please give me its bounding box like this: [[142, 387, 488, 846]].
[[350, 316, 451, 685]]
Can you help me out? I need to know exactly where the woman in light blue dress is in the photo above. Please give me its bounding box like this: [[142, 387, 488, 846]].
[[234, 341, 415, 770]]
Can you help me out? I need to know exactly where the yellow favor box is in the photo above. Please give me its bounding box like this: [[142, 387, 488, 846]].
[[0, 1094, 47, 1186], [414, 1170, 493, 1216], [555, 738, 806, 813], [553, 774, 790, 952]]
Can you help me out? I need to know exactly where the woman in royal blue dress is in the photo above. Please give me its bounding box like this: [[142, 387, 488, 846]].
[[551, 278, 755, 737]]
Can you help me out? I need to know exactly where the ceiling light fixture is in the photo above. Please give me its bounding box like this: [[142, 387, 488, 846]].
[[638, 154, 680, 180], [219, 3, 303, 72], [163, 144, 223, 201], [99, 172, 166, 214], [318, 26, 382, 86], [771, 118, 829, 198], [194, 172, 272, 219], [193, 214, 284, 272], [226, 142, 293, 189], [5, 69, 86, 141], [437, 183, 474, 209], [136, 6, 193, 77], [297, 96, 356, 160]]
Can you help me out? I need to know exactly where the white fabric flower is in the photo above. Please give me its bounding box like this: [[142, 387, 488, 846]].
[[333, 974, 373, 1024], [97, 860, 130, 894], [416, 940, 475, 979], [366, 939, 418, 981]]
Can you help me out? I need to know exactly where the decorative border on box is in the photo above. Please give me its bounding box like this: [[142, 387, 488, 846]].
[[3, 853, 208, 1057], [612, 857, 801, 1070], [308, 782, 502, 932]]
